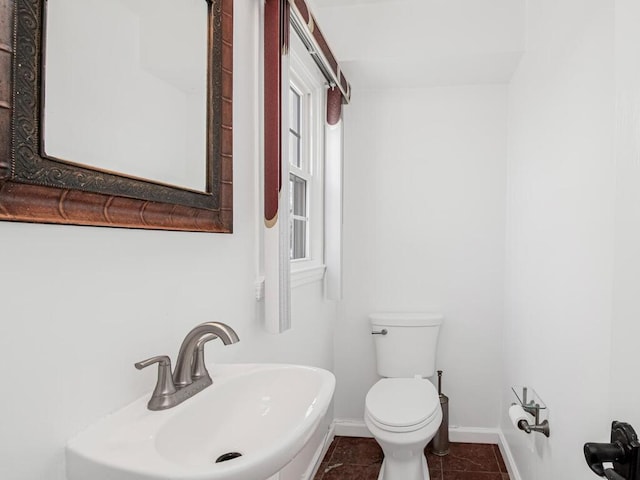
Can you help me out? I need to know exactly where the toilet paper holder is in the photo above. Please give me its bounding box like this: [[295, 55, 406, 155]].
[[511, 386, 550, 437]]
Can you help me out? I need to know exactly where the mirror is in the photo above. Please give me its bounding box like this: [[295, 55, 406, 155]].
[[44, 0, 208, 192], [0, 0, 233, 232]]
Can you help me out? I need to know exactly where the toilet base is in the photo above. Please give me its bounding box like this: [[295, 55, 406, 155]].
[[376, 454, 430, 480]]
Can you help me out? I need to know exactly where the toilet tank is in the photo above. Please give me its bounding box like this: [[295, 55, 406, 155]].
[[370, 313, 443, 378]]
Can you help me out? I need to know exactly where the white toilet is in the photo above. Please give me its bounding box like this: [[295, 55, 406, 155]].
[[365, 312, 444, 480]]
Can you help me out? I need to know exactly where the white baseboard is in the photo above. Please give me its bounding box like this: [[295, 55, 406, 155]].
[[333, 418, 372, 438], [332, 419, 521, 480], [303, 424, 336, 480], [497, 429, 522, 480], [448, 425, 501, 443], [333, 418, 501, 444]]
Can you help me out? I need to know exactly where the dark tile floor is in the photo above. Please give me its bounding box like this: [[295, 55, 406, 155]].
[[314, 437, 510, 480]]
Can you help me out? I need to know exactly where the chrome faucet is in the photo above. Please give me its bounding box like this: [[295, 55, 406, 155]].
[[135, 322, 240, 411], [173, 322, 239, 387]]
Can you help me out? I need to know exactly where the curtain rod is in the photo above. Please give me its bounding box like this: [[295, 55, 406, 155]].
[[288, 0, 351, 103]]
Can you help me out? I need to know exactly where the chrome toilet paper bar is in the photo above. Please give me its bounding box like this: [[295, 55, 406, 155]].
[[509, 404, 550, 437], [510, 386, 550, 437]]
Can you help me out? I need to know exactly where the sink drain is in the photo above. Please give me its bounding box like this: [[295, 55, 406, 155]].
[[215, 452, 243, 463]]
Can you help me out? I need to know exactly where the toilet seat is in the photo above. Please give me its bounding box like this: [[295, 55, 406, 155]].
[[365, 378, 440, 433]]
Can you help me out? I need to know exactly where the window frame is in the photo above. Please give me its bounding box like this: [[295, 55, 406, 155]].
[[288, 84, 311, 261], [288, 30, 326, 286]]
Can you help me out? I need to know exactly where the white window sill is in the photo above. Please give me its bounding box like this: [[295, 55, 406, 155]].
[[291, 264, 326, 288]]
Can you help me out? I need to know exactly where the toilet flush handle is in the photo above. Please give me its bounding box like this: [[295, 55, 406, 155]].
[[372, 329, 388, 335]]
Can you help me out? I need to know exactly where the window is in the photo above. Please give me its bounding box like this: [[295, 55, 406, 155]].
[[288, 30, 325, 281], [289, 87, 308, 260]]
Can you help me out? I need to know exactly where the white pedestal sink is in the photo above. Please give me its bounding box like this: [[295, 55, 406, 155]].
[[66, 364, 335, 480]]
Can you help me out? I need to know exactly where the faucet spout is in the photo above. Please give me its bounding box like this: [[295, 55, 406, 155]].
[[173, 322, 240, 387]]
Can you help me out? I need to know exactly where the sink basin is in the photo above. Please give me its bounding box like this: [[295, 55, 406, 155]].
[[67, 363, 335, 480]]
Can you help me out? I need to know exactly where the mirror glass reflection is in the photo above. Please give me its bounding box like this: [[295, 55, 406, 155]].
[[43, 0, 208, 191]]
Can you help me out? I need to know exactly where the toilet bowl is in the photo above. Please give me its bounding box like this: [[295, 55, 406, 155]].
[[365, 312, 444, 480], [365, 378, 442, 480]]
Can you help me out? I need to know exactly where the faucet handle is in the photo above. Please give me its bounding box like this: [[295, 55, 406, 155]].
[[135, 355, 177, 410], [135, 355, 171, 371]]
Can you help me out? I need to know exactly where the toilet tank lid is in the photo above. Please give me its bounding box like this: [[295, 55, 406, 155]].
[[369, 312, 443, 327]]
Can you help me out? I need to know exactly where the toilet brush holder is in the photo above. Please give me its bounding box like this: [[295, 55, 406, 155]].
[[430, 370, 449, 456]]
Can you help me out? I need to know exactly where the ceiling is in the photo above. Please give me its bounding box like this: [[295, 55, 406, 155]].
[[307, 0, 525, 89]]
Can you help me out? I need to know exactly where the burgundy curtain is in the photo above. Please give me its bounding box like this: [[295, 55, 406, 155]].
[[264, 0, 351, 210], [264, 0, 289, 226]]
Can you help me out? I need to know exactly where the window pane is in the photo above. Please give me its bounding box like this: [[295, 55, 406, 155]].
[[291, 219, 307, 259], [290, 174, 306, 217], [289, 173, 307, 260], [289, 131, 301, 168], [289, 88, 301, 134]]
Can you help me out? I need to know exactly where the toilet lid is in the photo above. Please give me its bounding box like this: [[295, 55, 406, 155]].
[[366, 378, 439, 428]]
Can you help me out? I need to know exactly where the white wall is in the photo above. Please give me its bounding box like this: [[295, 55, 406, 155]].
[[335, 85, 507, 429], [501, 0, 615, 478], [610, 0, 640, 436], [0, 2, 336, 480]]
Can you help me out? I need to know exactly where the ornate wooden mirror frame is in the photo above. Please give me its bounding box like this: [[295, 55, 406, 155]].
[[0, 0, 233, 232]]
